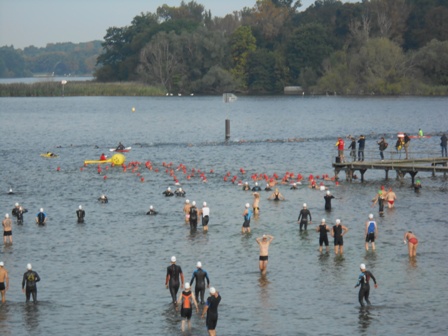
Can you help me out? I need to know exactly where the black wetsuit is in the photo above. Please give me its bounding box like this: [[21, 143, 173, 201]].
[[174, 190, 186, 197], [16, 208, 27, 224], [319, 224, 329, 246], [324, 195, 335, 210], [242, 185, 250, 191], [252, 186, 261, 191], [12, 207, 20, 219], [162, 191, 174, 197], [98, 197, 108, 203], [166, 264, 183, 304], [22, 270, 41, 302], [333, 225, 343, 245], [190, 268, 210, 304], [297, 209, 312, 231], [206, 294, 221, 331], [265, 187, 272, 191], [146, 210, 158, 215], [36, 212, 46, 225], [377, 196, 384, 213], [76, 209, 85, 223], [189, 206, 198, 230], [355, 270, 377, 307]]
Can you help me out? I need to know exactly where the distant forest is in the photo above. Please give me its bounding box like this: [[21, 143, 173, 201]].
[[1, 0, 448, 95]]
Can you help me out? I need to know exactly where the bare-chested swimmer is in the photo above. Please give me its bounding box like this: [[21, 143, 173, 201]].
[[253, 192, 260, 216], [268, 188, 285, 201], [183, 200, 191, 223], [403, 231, 418, 257], [385, 187, 397, 208], [256, 234, 274, 275]]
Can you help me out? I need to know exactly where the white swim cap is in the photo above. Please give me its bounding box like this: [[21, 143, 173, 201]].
[[266, 184, 269, 187], [326, 191, 330, 195], [171, 256, 176, 262], [149, 205, 153, 210], [255, 182, 258, 186], [245, 203, 250, 208], [40, 208, 44, 212], [303, 203, 307, 207], [368, 214, 373, 219], [167, 187, 171, 191], [293, 183, 296, 186], [0, 261, 3, 266], [203, 202, 207, 207], [27, 263, 32, 270], [186, 199, 190, 204], [209, 287, 216, 294], [336, 219, 341, 224], [360, 263, 366, 270], [5, 214, 9, 218], [321, 218, 326, 223], [197, 261, 202, 268], [179, 188, 182, 191], [79, 205, 82, 209], [192, 201, 196, 206], [15, 202, 19, 206], [185, 282, 190, 289]]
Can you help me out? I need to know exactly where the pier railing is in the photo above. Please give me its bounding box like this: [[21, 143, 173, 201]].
[[334, 149, 444, 164]]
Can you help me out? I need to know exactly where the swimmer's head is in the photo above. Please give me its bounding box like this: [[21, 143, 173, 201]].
[[303, 203, 307, 208], [5, 214, 9, 218], [245, 203, 250, 208], [186, 199, 190, 204], [326, 191, 330, 195], [321, 218, 326, 223], [262, 234, 267, 240], [203, 202, 207, 207], [167, 187, 171, 191], [185, 282, 190, 290], [0, 261, 3, 266], [209, 287, 216, 294], [255, 182, 258, 186], [368, 214, 373, 219], [197, 261, 202, 268], [40, 208, 44, 212], [336, 219, 341, 224], [179, 188, 182, 192], [293, 183, 296, 186], [15, 202, 19, 207], [360, 263, 366, 270], [149, 205, 153, 210], [266, 184, 269, 187], [192, 201, 196, 206], [27, 263, 32, 270], [171, 256, 176, 263], [79, 205, 82, 210]]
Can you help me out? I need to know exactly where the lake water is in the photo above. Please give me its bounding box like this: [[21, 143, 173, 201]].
[[0, 95, 447, 336]]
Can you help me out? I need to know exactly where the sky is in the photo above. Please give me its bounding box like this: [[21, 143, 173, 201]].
[[0, 0, 358, 49]]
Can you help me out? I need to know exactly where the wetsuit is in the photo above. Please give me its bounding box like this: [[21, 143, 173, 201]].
[[76, 209, 85, 223], [324, 195, 335, 210], [333, 225, 343, 246], [174, 190, 186, 197], [162, 191, 174, 197], [252, 186, 261, 191], [265, 187, 272, 191], [348, 139, 356, 160], [355, 270, 377, 306], [189, 206, 198, 230], [205, 293, 221, 331], [16, 208, 27, 224], [146, 210, 158, 215], [98, 197, 108, 203], [297, 209, 312, 231], [166, 264, 183, 304], [12, 207, 20, 219], [377, 196, 384, 214], [116, 144, 125, 150], [366, 221, 376, 242], [243, 209, 252, 228], [22, 270, 40, 302], [319, 224, 329, 246], [180, 290, 193, 319], [190, 268, 210, 304], [36, 211, 46, 225], [273, 193, 281, 201], [242, 185, 250, 191]]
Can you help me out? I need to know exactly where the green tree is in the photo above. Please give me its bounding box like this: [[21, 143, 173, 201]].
[[0, 46, 30, 77], [229, 26, 257, 90], [246, 49, 286, 93], [413, 39, 448, 85]]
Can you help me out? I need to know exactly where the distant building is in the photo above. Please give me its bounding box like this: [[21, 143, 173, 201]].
[[284, 86, 304, 95]]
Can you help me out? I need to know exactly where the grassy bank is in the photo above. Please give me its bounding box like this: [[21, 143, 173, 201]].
[[0, 81, 166, 97]]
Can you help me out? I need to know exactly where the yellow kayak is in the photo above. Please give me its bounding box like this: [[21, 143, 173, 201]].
[[40, 153, 58, 158], [84, 153, 126, 165]]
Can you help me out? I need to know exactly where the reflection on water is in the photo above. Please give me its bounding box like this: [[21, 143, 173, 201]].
[[24, 303, 40, 333], [358, 307, 373, 333]]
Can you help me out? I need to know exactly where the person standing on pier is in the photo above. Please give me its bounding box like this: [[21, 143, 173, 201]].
[[335, 137, 345, 163], [357, 135, 366, 161], [348, 136, 356, 161], [441, 133, 447, 157], [377, 137, 388, 161], [403, 133, 411, 159]]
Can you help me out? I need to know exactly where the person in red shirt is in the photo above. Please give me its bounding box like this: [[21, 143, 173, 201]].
[[335, 137, 345, 162], [99, 153, 107, 161]]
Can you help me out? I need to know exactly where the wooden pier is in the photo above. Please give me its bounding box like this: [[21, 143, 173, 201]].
[[333, 157, 448, 184]]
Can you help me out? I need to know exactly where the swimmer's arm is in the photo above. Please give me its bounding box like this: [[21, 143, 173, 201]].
[[205, 272, 210, 286], [176, 291, 182, 307], [165, 274, 170, 287], [268, 235, 274, 242], [192, 292, 199, 311], [180, 272, 184, 288], [330, 228, 334, 237], [342, 226, 349, 235], [190, 272, 195, 286], [201, 304, 209, 318], [256, 237, 262, 244]]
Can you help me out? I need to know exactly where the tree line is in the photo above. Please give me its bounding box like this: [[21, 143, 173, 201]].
[[0, 41, 102, 78], [1, 0, 448, 95]]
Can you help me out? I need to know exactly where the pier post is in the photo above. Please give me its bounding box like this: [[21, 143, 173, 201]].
[[360, 169, 367, 182], [409, 172, 418, 186], [385, 169, 389, 180]]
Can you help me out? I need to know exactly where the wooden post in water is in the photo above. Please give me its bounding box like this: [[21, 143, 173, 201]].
[[223, 93, 237, 140], [225, 119, 230, 140]]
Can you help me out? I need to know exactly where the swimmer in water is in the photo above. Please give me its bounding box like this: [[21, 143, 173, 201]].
[[256, 234, 274, 275], [189, 201, 198, 230], [252, 192, 260, 216], [0, 261, 9, 303], [252, 182, 261, 191], [371, 190, 385, 215], [414, 180, 422, 193], [242, 182, 250, 191], [316, 219, 330, 253], [297, 203, 312, 231], [7, 188, 14, 195], [2, 214, 13, 244], [268, 188, 285, 201], [35, 208, 47, 225], [354, 263, 378, 307], [183, 200, 191, 223], [365, 214, 378, 251], [12, 202, 20, 219], [175, 188, 186, 197], [176, 282, 198, 332], [290, 183, 299, 190], [403, 231, 418, 257], [163, 187, 174, 197], [331, 219, 348, 255], [201, 202, 210, 232], [16, 206, 27, 225], [242, 203, 252, 233], [98, 195, 108, 203], [384, 187, 397, 208], [190, 261, 210, 304], [76, 205, 85, 223], [146, 205, 158, 215], [324, 190, 335, 211], [166, 256, 184, 305], [264, 184, 272, 191]]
